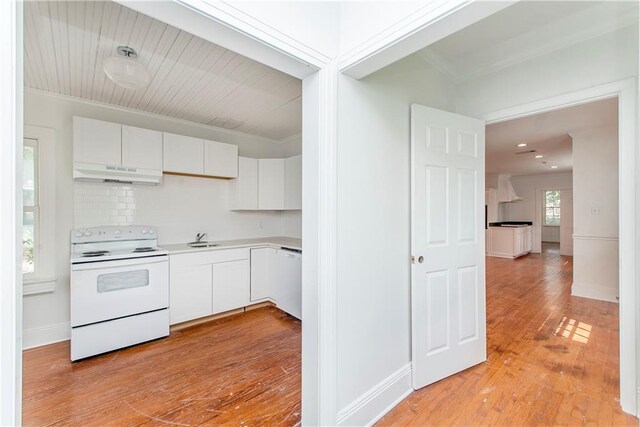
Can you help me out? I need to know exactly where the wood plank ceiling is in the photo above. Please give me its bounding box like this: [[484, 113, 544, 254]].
[[24, 1, 302, 141]]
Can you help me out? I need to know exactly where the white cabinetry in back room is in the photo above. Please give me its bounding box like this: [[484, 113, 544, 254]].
[[162, 133, 204, 175], [230, 157, 259, 210], [122, 125, 163, 170], [169, 249, 250, 325], [250, 247, 277, 302], [259, 158, 285, 210], [204, 139, 238, 178], [73, 117, 122, 166], [285, 155, 302, 210]]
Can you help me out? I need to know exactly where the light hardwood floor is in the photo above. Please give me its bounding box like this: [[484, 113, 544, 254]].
[[379, 251, 636, 426], [23, 306, 301, 426], [23, 250, 636, 426]]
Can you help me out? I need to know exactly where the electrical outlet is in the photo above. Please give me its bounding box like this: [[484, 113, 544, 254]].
[[590, 206, 601, 215]]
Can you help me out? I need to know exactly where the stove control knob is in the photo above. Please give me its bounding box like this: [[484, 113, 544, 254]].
[[75, 231, 83, 238], [141, 229, 148, 234], [148, 229, 155, 234], [114, 229, 121, 235], [83, 231, 92, 237]]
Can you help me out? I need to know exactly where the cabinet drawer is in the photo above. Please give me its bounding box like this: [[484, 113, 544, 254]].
[[169, 248, 249, 267]]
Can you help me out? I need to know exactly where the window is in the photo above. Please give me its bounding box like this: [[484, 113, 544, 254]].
[[23, 139, 39, 277], [544, 190, 561, 225], [22, 125, 56, 295]]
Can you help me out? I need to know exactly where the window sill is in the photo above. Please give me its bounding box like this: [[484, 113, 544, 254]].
[[23, 277, 56, 296]]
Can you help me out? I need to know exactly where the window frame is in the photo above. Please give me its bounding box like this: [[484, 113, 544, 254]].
[[543, 190, 561, 226], [22, 138, 40, 280], [22, 125, 56, 295]]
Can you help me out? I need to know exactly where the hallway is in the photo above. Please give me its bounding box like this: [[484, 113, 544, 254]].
[[379, 252, 635, 426]]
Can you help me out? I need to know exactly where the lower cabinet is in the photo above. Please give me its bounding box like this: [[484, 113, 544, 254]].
[[487, 226, 532, 259], [169, 248, 250, 325], [250, 247, 277, 302]]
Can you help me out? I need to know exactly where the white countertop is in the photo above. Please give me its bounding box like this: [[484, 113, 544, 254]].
[[161, 236, 302, 254]]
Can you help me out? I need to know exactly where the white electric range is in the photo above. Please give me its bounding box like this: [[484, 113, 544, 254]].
[[70, 225, 169, 361]]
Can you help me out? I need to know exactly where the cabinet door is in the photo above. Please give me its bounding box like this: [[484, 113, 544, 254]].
[[231, 157, 258, 210], [284, 155, 302, 210], [250, 247, 276, 301], [212, 258, 250, 314], [73, 117, 121, 166], [204, 139, 238, 178], [169, 262, 213, 324], [122, 125, 163, 170], [258, 159, 285, 210], [163, 133, 204, 175]]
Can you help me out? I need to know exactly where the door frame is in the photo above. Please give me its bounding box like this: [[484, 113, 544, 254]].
[[535, 187, 572, 254], [483, 78, 637, 415]]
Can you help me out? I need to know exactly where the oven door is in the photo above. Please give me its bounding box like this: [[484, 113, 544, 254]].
[[71, 256, 169, 327]]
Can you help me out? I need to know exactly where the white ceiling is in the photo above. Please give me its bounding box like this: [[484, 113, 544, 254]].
[[24, 1, 302, 141], [486, 97, 618, 176], [417, 1, 638, 83]]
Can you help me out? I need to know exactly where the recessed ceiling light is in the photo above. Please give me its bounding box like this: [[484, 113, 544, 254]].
[[550, 165, 558, 169], [517, 143, 527, 147], [535, 155, 543, 158]]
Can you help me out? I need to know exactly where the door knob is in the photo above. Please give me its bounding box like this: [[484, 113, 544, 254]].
[[418, 256, 424, 263]]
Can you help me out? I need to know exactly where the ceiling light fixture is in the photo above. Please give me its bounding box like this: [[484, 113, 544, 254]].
[[535, 155, 543, 158], [103, 46, 151, 90], [517, 143, 527, 147], [550, 165, 558, 169]]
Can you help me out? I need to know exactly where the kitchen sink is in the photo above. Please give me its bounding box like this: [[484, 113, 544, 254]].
[[187, 242, 218, 248]]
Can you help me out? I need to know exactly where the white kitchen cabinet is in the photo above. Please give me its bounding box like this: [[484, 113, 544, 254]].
[[487, 226, 532, 259], [204, 139, 238, 178], [230, 157, 259, 210], [122, 125, 163, 170], [169, 261, 213, 324], [163, 133, 204, 175], [73, 117, 121, 166], [284, 155, 302, 210], [250, 247, 277, 301], [168, 249, 250, 325], [258, 159, 285, 210], [212, 258, 250, 313]]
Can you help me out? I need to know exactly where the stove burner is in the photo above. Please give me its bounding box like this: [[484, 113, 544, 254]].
[[82, 250, 110, 257], [132, 247, 158, 253]]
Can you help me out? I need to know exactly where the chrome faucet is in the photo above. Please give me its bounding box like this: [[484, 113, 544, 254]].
[[195, 232, 206, 243]]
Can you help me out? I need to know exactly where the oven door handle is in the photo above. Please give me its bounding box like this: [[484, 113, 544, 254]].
[[71, 255, 168, 271]]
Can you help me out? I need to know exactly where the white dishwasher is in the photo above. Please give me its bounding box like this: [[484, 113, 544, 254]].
[[276, 248, 302, 320]]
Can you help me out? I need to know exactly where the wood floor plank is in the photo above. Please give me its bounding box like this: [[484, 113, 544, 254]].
[[378, 252, 637, 426], [23, 307, 301, 427]]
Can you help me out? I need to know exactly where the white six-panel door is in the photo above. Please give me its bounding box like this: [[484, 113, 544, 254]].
[[411, 104, 486, 389]]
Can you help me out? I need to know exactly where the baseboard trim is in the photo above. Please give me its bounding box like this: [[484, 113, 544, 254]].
[[572, 283, 618, 303], [337, 363, 412, 426], [23, 321, 70, 350]]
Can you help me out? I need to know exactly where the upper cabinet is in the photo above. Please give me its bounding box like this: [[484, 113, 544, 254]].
[[284, 155, 302, 210], [230, 157, 258, 210], [204, 140, 238, 178], [231, 155, 300, 211], [163, 133, 204, 175], [122, 125, 163, 170], [258, 159, 285, 210], [73, 117, 121, 166], [163, 134, 238, 179]]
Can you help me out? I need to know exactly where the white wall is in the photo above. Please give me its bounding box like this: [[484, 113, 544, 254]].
[[571, 125, 619, 302], [456, 25, 638, 118], [22, 89, 301, 349], [542, 226, 560, 243], [335, 54, 455, 424]]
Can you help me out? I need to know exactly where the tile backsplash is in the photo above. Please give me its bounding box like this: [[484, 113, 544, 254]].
[[74, 183, 137, 228], [72, 174, 292, 244]]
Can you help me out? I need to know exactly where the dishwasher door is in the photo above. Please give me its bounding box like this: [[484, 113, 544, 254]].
[[276, 249, 302, 320]]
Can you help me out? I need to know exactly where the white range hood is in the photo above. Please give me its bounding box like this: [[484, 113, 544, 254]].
[[73, 162, 162, 185], [497, 174, 522, 203]]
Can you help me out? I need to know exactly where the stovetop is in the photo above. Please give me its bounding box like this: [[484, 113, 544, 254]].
[[71, 226, 168, 264]]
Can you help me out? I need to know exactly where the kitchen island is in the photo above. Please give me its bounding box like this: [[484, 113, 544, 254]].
[[487, 222, 532, 259]]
